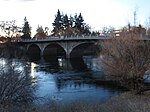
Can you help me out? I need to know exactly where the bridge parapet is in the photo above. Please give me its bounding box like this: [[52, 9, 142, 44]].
[[19, 35, 109, 43]]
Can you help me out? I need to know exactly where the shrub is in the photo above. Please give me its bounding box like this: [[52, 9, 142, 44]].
[[101, 31, 150, 94], [0, 59, 36, 108]]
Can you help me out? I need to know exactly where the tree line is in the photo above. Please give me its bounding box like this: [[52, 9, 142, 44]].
[[0, 9, 91, 41], [52, 9, 91, 37]]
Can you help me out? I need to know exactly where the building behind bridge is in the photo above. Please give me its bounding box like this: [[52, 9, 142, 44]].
[[113, 25, 148, 38]]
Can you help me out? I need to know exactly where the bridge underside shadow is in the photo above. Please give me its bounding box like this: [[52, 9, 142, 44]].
[[43, 43, 66, 61], [26, 42, 101, 61], [70, 43, 101, 58], [27, 44, 41, 61]]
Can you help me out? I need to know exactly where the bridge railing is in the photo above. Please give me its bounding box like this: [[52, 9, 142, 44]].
[[16, 35, 149, 43], [20, 35, 109, 42]]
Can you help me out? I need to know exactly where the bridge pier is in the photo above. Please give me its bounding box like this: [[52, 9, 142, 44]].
[[66, 53, 70, 59], [40, 52, 43, 57]]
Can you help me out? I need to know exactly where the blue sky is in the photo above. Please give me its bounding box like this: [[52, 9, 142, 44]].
[[0, 0, 150, 36]]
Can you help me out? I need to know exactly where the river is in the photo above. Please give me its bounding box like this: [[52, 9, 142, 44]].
[[0, 56, 124, 105]]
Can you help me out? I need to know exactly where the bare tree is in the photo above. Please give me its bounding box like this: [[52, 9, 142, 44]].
[[101, 30, 150, 94], [100, 26, 115, 37], [145, 17, 150, 36], [0, 60, 36, 107], [0, 20, 21, 39]]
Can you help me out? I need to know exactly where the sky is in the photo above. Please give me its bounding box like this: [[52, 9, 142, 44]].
[[0, 0, 150, 36]]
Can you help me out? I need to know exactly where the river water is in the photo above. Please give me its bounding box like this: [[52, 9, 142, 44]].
[[0, 56, 124, 105]]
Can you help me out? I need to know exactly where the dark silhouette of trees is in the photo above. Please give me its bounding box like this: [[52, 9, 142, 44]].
[[63, 14, 70, 29], [69, 15, 74, 28], [52, 9, 63, 36], [21, 17, 31, 39], [62, 14, 69, 36], [52, 9, 91, 37], [74, 13, 84, 34]]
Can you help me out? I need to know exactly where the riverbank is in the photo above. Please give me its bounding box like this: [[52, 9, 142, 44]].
[[1, 91, 150, 112], [99, 91, 150, 112], [0, 43, 24, 58], [33, 91, 150, 112]]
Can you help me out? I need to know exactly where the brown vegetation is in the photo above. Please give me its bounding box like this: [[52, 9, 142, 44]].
[[101, 29, 150, 94], [4, 91, 150, 112], [34, 32, 47, 39], [99, 91, 150, 112]]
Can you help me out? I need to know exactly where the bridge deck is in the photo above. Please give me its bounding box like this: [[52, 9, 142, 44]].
[[17, 35, 150, 43], [19, 36, 110, 43]]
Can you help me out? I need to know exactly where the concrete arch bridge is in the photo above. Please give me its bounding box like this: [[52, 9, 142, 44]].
[[20, 36, 107, 59]]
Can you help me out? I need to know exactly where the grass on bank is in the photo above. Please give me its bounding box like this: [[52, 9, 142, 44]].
[[1, 91, 150, 112], [32, 91, 150, 112]]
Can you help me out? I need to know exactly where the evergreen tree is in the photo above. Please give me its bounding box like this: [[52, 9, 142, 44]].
[[74, 13, 78, 28], [36, 25, 44, 34], [21, 17, 31, 39], [52, 9, 63, 36], [34, 25, 47, 38], [69, 15, 74, 27], [51, 10, 91, 36], [63, 14, 69, 29], [74, 13, 84, 34]]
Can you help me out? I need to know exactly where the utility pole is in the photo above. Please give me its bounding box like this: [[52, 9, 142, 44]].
[[133, 6, 138, 26], [134, 10, 137, 26]]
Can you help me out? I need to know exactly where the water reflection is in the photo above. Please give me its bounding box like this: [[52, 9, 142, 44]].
[[70, 58, 88, 70], [28, 56, 125, 104], [0, 57, 125, 105], [29, 57, 89, 73], [28, 55, 41, 62], [0, 58, 36, 105], [30, 57, 92, 71]]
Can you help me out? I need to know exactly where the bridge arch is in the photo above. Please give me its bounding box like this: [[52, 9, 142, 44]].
[[70, 42, 101, 58], [27, 44, 41, 60], [43, 43, 66, 60]]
